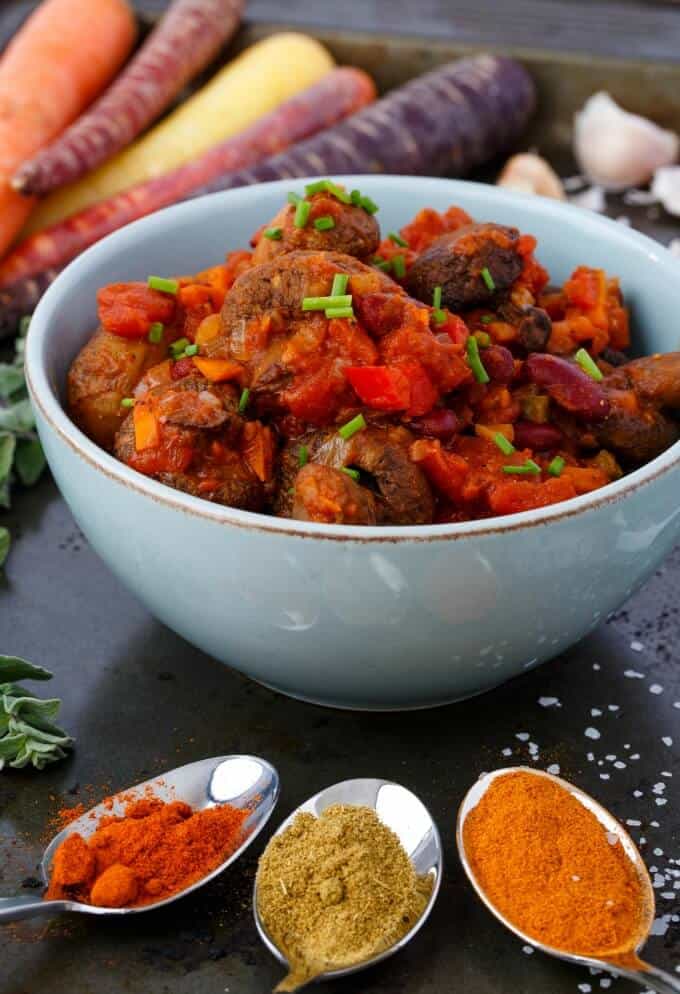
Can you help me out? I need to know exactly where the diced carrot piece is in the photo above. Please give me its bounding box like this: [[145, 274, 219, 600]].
[[133, 404, 160, 451], [195, 313, 222, 347], [475, 423, 515, 443], [192, 357, 243, 383], [242, 422, 275, 482]]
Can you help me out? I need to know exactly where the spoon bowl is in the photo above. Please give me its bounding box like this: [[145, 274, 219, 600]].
[[253, 777, 443, 986], [456, 766, 680, 994], [0, 754, 279, 922]]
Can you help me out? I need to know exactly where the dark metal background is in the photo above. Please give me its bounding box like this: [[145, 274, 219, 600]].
[[1, 3, 679, 992]]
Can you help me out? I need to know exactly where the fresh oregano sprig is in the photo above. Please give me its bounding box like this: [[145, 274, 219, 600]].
[[0, 316, 46, 568], [0, 655, 73, 771]]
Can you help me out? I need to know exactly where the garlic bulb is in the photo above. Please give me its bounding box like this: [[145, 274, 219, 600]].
[[651, 166, 680, 217], [497, 153, 565, 200], [574, 93, 678, 190]]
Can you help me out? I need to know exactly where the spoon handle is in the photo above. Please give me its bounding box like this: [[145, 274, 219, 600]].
[[620, 960, 680, 994], [0, 895, 67, 922]]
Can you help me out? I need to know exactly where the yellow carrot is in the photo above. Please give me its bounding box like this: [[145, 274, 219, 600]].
[[0, 0, 136, 256], [24, 33, 335, 235]]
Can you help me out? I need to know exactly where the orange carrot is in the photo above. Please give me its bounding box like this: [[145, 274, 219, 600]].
[[0, 0, 136, 257], [133, 405, 160, 451], [192, 358, 243, 383]]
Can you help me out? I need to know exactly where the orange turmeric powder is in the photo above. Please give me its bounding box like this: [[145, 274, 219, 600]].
[[463, 771, 648, 956], [46, 796, 248, 908]]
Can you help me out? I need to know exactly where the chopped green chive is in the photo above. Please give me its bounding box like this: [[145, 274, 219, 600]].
[[302, 294, 352, 311], [432, 309, 447, 325], [373, 257, 392, 273], [314, 215, 335, 231], [287, 191, 301, 205], [480, 267, 496, 292], [341, 467, 360, 481], [325, 307, 355, 319], [575, 347, 604, 382], [432, 286, 442, 310], [494, 433, 515, 455], [338, 413, 366, 440], [480, 314, 494, 325], [184, 343, 199, 357], [148, 321, 164, 343], [389, 232, 409, 248], [120, 397, 135, 409], [474, 331, 491, 348], [392, 254, 406, 279], [359, 194, 379, 214], [331, 273, 349, 296], [263, 226, 283, 240], [350, 189, 362, 205], [467, 335, 490, 384], [294, 199, 311, 228], [547, 455, 566, 477], [503, 459, 542, 476], [304, 179, 351, 203], [298, 444, 309, 468], [148, 275, 178, 295], [238, 388, 250, 414], [170, 337, 190, 358]]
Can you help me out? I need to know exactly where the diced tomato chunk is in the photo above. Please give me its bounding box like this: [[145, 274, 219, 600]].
[[344, 365, 411, 411], [410, 438, 469, 503], [97, 282, 176, 338], [396, 360, 438, 416]]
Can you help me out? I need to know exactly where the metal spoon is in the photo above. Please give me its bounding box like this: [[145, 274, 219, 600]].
[[0, 754, 279, 922], [457, 766, 680, 994], [253, 777, 443, 987]]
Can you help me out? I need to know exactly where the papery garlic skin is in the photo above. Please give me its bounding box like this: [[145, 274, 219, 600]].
[[651, 166, 680, 217], [574, 93, 678, 190], [498, 153, 565, 200]]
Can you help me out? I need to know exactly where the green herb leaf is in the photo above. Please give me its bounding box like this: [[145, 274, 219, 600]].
[[0, 655, 53, 682], [15, 438, 45, 487], [0, 432, 16, 482], [0, 528, 9, 568], [0, 398, 35, 433], [0, 363, 25, 399]]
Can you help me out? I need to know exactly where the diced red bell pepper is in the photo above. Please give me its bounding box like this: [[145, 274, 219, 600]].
[[97, 282, 176, 339], [410, 438, 469, 503], [344, 365, 411, 411], [395, 360, 438, 416]]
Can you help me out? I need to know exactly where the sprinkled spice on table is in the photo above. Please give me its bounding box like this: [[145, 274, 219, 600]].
[[256, 804, 432, 992]]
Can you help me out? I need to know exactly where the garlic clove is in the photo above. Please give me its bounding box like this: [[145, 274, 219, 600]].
[[497, 153, 565, 200], [651, 166, 680, 217], [574, 92, 678, 191]]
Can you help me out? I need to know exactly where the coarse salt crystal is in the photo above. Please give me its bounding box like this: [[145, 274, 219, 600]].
[[578, 985, 592, 993], [502, 748, 513, 757], [624, 669, 644, 678], [633, 790, 643, 798], [587, 753, 595, 762], [605, 754, 616, 762], [516, 732, 530, 742], [629, 641, 644, 653], [600, 773, 610, 780], [539, 696, 560, 708], [546, 764, 560, 776], [649, 684, 664, 695], [522, 945, 534, 955], [585, 727, 600, 740], [614, 761, 626, 770], [654, 848, 664, 856], [591, 708, 603, 717], [662, 736, 673, 747], [608, 705, 619, 712], [656, 798, 668, 806], [600, 980, 612, 989], [626, 819, 642, 827]]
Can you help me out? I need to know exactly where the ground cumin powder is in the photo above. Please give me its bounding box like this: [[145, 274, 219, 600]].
[[463, 771, 648, 956], [256, 803, 432, 992]]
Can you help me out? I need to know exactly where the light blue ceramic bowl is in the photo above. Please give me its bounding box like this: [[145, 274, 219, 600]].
[[26, 176, 680, 710]]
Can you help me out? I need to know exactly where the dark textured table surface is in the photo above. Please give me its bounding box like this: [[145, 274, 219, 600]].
[[2, 2, 680, 993]]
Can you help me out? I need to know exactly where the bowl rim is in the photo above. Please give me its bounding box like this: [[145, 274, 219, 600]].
[[26, 174, 680, 544]]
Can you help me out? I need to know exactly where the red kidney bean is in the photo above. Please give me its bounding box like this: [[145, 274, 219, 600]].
[[410, 408, 460, 440], [525, 353, 610, 421], [513, 420, 563, 451], [482, 344, 515, 383]]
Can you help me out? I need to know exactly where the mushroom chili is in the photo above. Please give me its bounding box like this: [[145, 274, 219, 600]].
[[68, 180, 680, 526]]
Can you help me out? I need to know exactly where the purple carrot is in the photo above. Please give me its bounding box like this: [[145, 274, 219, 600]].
[[12, 0, 244, 197]]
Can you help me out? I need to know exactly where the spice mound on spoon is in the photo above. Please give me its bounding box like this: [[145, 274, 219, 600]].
[[254, 777, 442, 992], [0, 754, 279, 922], [457, 767, 679, 994]]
